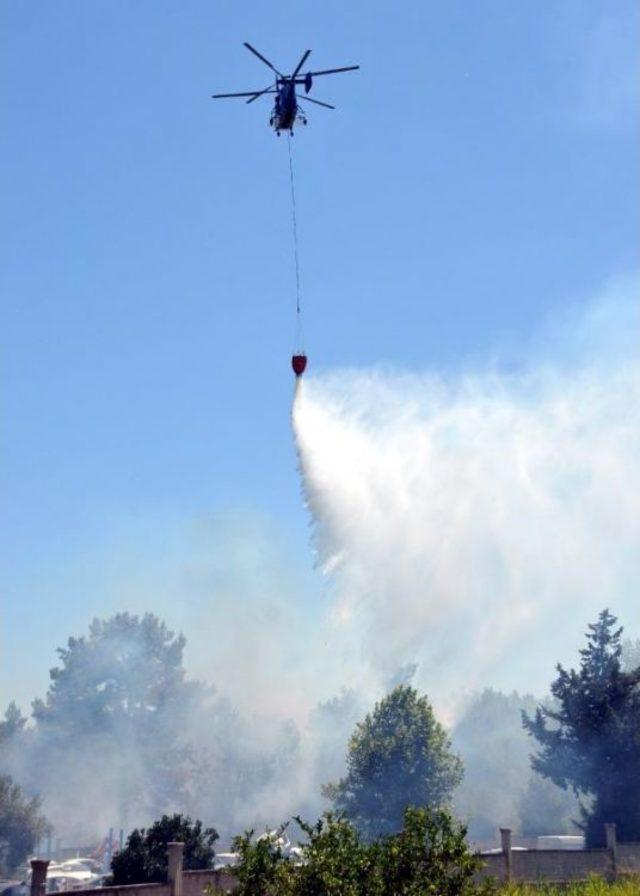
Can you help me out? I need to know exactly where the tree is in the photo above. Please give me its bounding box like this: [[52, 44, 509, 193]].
[[523, 609, 640, 846], [0, 774, 49, 875], [33, 613, 202, 734], [324, 686, 463, 838], [109, 814, 218, 884], [27, 613, 207, 836]]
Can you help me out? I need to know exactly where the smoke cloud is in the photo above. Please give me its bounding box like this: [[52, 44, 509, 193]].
[[2, 280, 637, 847]]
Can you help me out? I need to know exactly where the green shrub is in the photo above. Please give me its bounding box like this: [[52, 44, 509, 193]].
[[374, 806, 494, 896], [230, 807, 495, 896], [229, 827, 293, 896]]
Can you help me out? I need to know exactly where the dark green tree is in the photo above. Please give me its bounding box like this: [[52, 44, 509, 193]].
[[324, 686, 463, 838], [523, 609, 640, 846], [109, 814, 218, 885], [0, 774, 49, 875]]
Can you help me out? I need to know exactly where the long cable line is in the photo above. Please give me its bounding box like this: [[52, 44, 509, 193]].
[[287, 133, 302, 320]]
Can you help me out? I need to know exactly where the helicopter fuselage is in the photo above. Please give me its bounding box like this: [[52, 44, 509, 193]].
[[270, 80, 298, 133]]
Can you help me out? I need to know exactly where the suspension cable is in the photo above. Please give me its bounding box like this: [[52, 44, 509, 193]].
[[287, 133, 301, 318]]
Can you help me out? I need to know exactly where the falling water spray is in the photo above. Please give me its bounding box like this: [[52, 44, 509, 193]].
[[290, 290, 640, 707]]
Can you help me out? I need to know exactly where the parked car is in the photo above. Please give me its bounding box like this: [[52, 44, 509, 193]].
[[44, 862, 104, 893], [213, 853, 238, 871]]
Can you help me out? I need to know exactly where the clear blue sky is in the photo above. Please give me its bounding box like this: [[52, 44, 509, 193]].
[[2, 1, 638, 707]]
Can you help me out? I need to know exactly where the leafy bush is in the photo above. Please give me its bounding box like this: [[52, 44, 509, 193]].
[[289, 814, 376, 896], [374, 807, 493, 896], [230, 807, 494, 896], [230, 827, 291, 896]]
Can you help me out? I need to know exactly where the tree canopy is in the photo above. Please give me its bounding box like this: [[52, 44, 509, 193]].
[[25, 613, 206, 837], [523, 609, 640, 846], [33, 613, 202, 731], [324, 685, 463, 838], [109, 813, 217, 884]]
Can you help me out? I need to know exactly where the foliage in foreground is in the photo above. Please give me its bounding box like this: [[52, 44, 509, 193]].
[[109, 813, 218, 884], [229, 807, 495, 896]]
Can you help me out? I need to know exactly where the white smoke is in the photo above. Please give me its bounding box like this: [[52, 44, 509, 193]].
[[4, 281, 638, 844], [292, 282, 640, 711]]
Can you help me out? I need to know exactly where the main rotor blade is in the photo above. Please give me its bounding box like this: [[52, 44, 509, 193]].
[[291, 49, 311, 78], [246, 84, 276, 104], [243, 42, 283, 77], [306, 65, 359, 77], [299, 96, 335, 109], [212, 89, 276, 99]]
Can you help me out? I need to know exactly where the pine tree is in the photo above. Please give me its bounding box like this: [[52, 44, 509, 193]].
[[523, 610, 640, 846]]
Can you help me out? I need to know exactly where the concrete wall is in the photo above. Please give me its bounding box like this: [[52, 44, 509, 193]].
[[45, 872, 236, 896], [475, 826, 640, 884], [58, 886, 170, 896], [511, 848, 611, 883], [182, 869, 236, 896], [618, 842, 640, 875]]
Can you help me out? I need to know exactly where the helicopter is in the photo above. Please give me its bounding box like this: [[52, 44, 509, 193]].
[[212, 43, 359, 135]]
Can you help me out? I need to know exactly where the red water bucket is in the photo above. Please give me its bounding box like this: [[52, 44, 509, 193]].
[[291, 354, 307, 376]]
